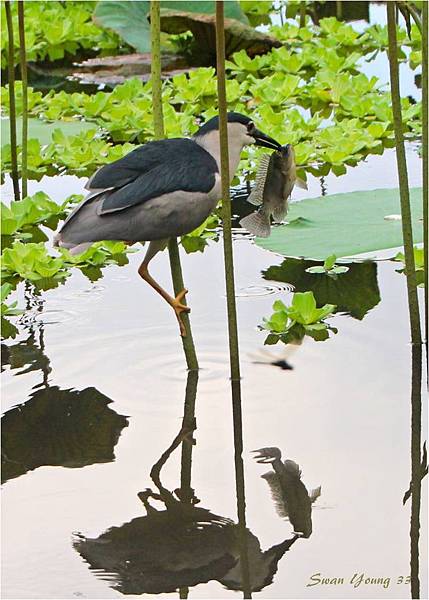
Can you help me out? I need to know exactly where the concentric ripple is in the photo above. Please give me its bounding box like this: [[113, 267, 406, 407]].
[[235, 282, 294, 298]]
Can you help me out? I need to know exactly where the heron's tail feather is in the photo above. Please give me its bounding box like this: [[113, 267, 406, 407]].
[[54, 236, 93, 255]]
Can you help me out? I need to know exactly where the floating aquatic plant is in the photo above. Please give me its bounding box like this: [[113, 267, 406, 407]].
[[0, 283, 23, 316], [261, 291, 337, 345], [394, 246, 425, 287], [305, 254, 349, 277]]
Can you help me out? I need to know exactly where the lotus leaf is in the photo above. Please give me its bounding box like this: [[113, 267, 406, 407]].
[[254, 188, 423, 260]]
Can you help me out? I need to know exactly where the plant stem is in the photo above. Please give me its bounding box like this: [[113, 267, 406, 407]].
[[150, 0, 198, 370], [336, 0, 343, 21], [18, 0, 28, 199], [410, 343, 422, 599], [386, 2, 421, 345], [216, 4, 250, 598], [422, 0, 428, 372], [150, 0, 164, 140], [5, 1, 20, 201], [215, 1, 241, 383], [299, 1, 306, 28], [168, 240, 199, 370]]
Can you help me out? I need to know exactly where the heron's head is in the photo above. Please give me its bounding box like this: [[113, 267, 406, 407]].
[[195, 112, 281, 151]]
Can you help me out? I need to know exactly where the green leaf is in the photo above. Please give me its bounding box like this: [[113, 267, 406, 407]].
[[1, 117, 96, 147], [93, 1, 151, 53], [323, 254, 337, 270], [255, 188, 423, 259], [94, 0, 249, 54], [305, 265, 327, 274]]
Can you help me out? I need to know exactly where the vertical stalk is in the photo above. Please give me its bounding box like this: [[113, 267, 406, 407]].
[[168, 241, 199, 369], [215, 1, 241, 383], [150, 0, 198, 370], [18, 0, 28, 199], [409, 343, 422, 599], [299, 1, 306, 28], [386, 2, 421, 345], [150, 0, 164, 140], [336, 0, 343, 21], [5, 1, 20, 201], [422, 1, 428, 371], [216, 4, 250, 598]]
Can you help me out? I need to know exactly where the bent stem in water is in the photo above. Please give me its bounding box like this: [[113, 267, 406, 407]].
[[149, 0, 198, 370]]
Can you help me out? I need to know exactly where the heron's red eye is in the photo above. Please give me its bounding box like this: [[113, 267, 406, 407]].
[[247, 122, 256, 135]]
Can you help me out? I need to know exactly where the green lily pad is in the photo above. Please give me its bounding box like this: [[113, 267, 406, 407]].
[[1, 117, 96, 147], [93, 1, 249, 54], [254, 188, 423, 260]]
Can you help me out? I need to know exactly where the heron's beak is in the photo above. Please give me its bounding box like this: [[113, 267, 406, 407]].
[[251, 449, 276, 463], [254, 129, 282, 151]]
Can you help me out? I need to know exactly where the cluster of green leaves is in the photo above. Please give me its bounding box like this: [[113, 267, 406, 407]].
[[305, 254, 349, 278], [1, 127, 136, 182], [260, 291, 337, 345], [181, 213, 220, 254], [1, 191, 79, 241], [394, 246, 425, 287], [1, 1, 126, 68], [1, 13, 422, 184], [1, 191, 138, 295], [1, 283, 23, 317]]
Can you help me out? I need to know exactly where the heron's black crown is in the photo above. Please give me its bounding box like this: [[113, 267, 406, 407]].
[[195, 112, 252, 137]]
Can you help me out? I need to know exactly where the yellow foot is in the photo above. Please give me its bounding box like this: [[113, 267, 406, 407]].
[[172, 289, 191, 337]]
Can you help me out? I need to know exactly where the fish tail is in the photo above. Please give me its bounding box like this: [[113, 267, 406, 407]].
[[272, 203, 288, 223], [239, 208, 271, 237]]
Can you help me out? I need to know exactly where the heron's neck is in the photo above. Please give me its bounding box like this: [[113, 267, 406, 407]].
[[194, 130, 244, 182]]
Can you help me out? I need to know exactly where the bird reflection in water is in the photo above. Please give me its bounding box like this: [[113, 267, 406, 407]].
[[253, 447, 321, 539], [74, 426, 307, 595]]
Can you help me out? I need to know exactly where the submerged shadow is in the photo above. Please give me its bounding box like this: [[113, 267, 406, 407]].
[[1, 303, 128, 484], [74, 372, 305, 596], [263, 258, 380, 320], [1, 384, 128, 484]]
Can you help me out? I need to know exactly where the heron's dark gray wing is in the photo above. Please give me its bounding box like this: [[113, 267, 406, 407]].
[[59, 138, 217, 231], [98, 144, 218, 215], [86, 138, 217, 192]]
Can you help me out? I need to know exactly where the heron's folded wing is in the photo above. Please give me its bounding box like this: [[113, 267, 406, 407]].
[[86, 138, 216, 192], [98, 151, 217, 215]]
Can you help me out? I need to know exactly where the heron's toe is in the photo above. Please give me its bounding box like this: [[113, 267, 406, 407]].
[[175, 288, 188, 302]]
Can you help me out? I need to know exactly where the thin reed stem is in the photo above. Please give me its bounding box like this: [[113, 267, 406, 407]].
[[5, 1, 20, 201], [18, 0, 28, 198], [386, 2, 421, 345], [150, 0, 198, 370]]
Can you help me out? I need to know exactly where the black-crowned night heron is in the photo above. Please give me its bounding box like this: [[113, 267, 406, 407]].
[[55, 112, 281, 335]]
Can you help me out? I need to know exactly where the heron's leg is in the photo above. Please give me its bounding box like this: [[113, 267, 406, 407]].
[[138, 239, 190, 336]]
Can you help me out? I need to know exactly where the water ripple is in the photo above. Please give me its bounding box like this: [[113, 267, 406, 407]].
[[236, 283, 294, 298]]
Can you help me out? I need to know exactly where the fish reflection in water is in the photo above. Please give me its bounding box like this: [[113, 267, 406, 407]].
[[253, 447, 321, 538], [74, 427, 300, 595]]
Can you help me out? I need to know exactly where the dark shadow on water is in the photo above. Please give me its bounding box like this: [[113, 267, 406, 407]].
[[1, 384, 128, 484], [263, 258, 381, 320], [1, 294, 129, 484]]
